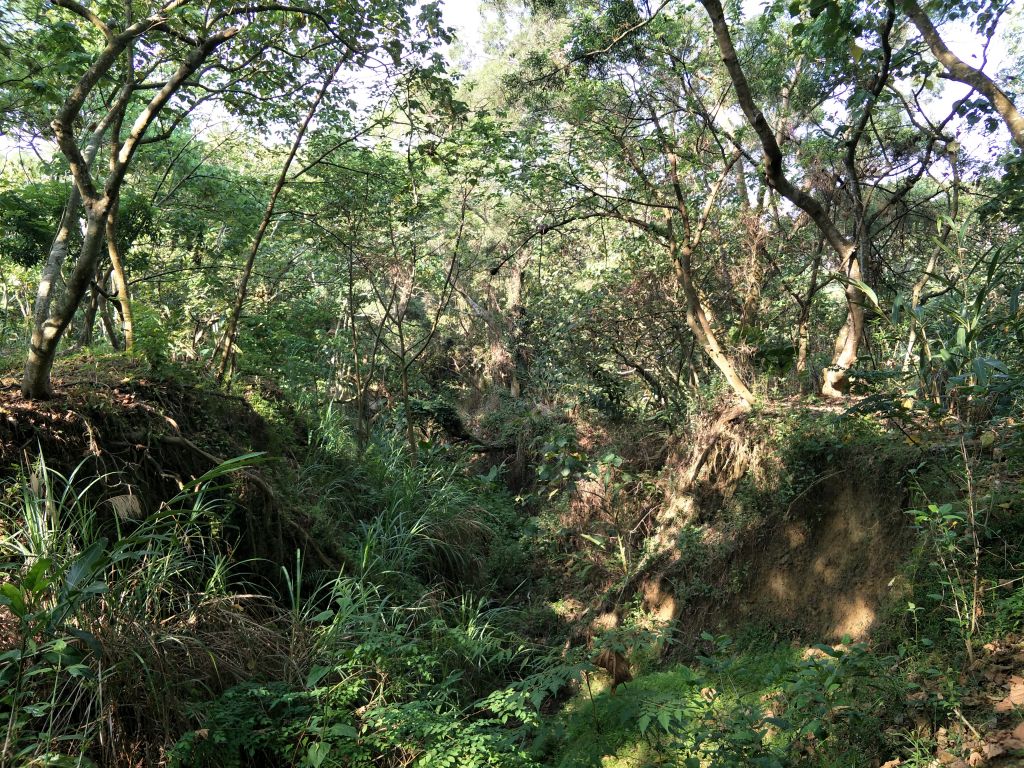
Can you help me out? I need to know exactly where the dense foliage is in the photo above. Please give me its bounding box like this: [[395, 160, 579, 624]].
[[1, 0, 1023, 766]]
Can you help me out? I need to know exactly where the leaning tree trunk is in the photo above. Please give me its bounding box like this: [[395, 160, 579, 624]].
[[903, 0, 1024, 149], [23, 209, 108, 398], [668, 227, 756, 407]]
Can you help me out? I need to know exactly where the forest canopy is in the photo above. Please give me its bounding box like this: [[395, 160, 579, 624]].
[[1, 0, 1020, 413]]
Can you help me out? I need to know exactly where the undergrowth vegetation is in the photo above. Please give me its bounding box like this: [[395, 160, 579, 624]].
[[2, 368, 1022, 767]]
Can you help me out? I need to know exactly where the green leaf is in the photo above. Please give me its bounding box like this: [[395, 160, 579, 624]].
[[0, 583, 26, 618], [801, 718, 824, 736], [972, 357, 989, 386], [306, 665, 331, 689], [306, 741, 330, 768], [63, 540, 109, 595], [326, 722, 357, 739], [23, 557, 52, 592], [849, 278, 879, 312], [657, 709, 671, 731]]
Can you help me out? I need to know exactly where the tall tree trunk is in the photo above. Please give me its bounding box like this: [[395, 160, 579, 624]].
[[23, 211, 108, 398], [397, 319, 417, 461], [481, 253, 527, 396], [508, 257, 527, 398], [346, 246, 370, 449], [483, 277, 515, 391], [106, 201, 134, 350], [216, 63, 340, 383], [0, 281, 9, 345]]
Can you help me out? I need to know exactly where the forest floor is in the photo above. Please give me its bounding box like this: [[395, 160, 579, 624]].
[[1, 358, 1022, 767]]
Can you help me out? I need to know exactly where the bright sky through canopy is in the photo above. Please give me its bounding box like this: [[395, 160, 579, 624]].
[[437, 0, 1017, 156]]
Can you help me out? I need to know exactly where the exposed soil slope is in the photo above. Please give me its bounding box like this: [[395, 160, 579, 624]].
[[0, 357, 317, 566], [563, 402, 919, 646], [730, 471, 911, 641]]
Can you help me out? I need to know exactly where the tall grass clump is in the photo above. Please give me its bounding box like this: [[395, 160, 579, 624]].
[[168, 409, 555, 767], [295, 409, 528, 596], [171, 566, 558, 768], [0, 454, 290, 767]]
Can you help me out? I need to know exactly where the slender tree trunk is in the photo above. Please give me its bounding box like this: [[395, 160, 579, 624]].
[[668, 225, 756, 407], [821, 242, 863, 397], [481, 254, 527, 396], [106, 201, 134, 350], [1, 281, 11, 347], [736, 160, 761, 334], [903, 157, 960, 371], [216, 63, 340, 383], [31, 129, 106, 339], [78, 272, 100, 347], [739, 237, 764, 336], [794, 242, 822, 377], [98, 270, 121, 351], [483, 277, 514, 391], [508, 257, 527, 398], [643, 127, 754, 406], [795, 304, 810, 375], [397, 321, 416, 461], [346, 247, 369, 449]]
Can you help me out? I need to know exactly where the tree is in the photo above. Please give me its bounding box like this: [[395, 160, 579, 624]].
[[698, 0, 964, 396], [15, 0, 429, 399]]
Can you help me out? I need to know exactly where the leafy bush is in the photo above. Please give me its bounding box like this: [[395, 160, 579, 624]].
[[131, 301, 172, 369], [543, 633, 908, 768]]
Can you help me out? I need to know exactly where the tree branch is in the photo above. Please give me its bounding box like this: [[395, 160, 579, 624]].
[[903, 0, 1024, 148]]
